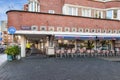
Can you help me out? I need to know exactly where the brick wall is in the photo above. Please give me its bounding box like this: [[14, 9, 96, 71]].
[[7, 11, 120, 32]]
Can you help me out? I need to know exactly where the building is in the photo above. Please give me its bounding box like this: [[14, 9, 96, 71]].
[[6, 0, 120, 57]]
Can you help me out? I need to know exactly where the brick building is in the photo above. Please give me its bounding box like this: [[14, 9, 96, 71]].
[[7, 0, 120, 57]]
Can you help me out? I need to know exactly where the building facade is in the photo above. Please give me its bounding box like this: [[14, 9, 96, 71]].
[[7, 0, 120, 57]]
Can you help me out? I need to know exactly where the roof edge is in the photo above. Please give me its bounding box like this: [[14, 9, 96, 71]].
[[6, 10, 120, 22]]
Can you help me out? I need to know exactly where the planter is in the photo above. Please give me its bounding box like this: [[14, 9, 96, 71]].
[[7, 55, 13, 61]]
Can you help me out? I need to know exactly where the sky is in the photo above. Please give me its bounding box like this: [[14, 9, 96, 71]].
[[0, 0, 28, 21]]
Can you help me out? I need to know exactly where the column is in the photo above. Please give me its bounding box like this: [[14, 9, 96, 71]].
[[74, 40, 77, 49], [21, 35, 26, 57]]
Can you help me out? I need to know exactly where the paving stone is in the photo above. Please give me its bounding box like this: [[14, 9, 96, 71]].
[[0, 56, 120, 80]]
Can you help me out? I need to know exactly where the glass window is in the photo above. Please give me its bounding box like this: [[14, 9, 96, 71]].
[[97, 29, 101, 33], [49, 27, 54, 31], [102, 29, 106, 33], [57, 27, 62, 32], [68, 7, 78, 16], [72, 28, 77, 32], [65, 27, 70, 32], [82, 8, 91, 17], [48, 10, 55, 14], [113, 30, 117, 33], [78, 28, 83, 32], [108, 30, 112, 33], [91, 29, 96, 33], [85, 29, 89, 32], [40, 26, 46, 31], [106, 10, 112, 19], [113, 10, 117, 18], [94, 10, 103, 18]]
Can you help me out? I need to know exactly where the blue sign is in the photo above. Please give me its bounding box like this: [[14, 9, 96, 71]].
[[8, 26, 16, 34]]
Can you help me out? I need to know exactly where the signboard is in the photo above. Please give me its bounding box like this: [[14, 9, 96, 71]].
[[21, 26, 31, 30], [8, 26, 16, 34]]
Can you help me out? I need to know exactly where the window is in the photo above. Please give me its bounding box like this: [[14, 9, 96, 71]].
[[82, 8, 91, 17], [40, 26, 46, 31], [118, 30, 120, 34], [65, 27, 70, 32], [72, 28, 77, 32], [91, 29, 96, 33], [31, 25, 38, 31], [97, 29, 101, 33], [102, 29, 106, 33], [78, 28, 83, 32], [48, 10, 55, 14], [108, 30, 112, 33], [57, 27, 62, 32], [68, 7, 78, 16], [113, 10, 117, 19], [94, 10, 103, 18], [113, 30, 117, 33], [106, 10, 112, 19], [48, 27, 54, 31], [85, 29, 90, 33]]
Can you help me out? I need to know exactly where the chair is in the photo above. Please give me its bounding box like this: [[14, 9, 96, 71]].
[[71, 48, 76, 58], [67, 49, 71, 57], [60, 49, 65, 58], [55, 49, 61, 58], [79, 48, 85, 57]]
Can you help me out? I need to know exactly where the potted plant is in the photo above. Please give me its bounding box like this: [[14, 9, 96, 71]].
[[5, 45, 20, 61]]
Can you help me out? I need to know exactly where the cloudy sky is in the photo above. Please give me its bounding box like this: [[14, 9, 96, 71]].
[[0, 0, 28, 21]]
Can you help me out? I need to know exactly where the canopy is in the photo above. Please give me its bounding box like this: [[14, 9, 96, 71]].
[[55, 35, 96, 40], [97, 36, 120, 40]]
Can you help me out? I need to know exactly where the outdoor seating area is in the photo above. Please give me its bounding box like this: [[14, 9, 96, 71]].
[[55, 48, 119, 58]]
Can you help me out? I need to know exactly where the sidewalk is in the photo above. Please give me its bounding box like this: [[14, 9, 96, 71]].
[[0, 54, 7, 66], [99, 56, 120, 61]]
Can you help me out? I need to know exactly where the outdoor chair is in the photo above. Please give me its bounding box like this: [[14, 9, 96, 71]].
[[60, 49, 65, 58], [67, 49, 71, 57], [91, 49, 95, 57], [101, 50, 106, 56], [96, 50, 101, 56], [110, 50, 115, 56], [86, 50, 91, 57], [71, 48, 76, 58], [55, 49, 61, 58], [79, 48, 85, 57]]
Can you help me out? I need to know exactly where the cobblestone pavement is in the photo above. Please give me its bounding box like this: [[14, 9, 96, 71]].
[[1, 56, 120, 80]]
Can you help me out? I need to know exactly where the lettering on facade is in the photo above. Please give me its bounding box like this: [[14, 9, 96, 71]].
[[21, 26, 31, 30]]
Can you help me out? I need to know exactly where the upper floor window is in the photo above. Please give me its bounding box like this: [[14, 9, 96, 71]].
[[72, 28, 77, 32], [113, 10, 117, 19], [57, 27, 62, 32], [91, 29, 96, 33], [106, 9, 118, 19], [68, 7, 78, 16], [94, 10, 103, 18], [48, 10, 55, 14], [97, 29, 101, 33], [82, 8, 91, 17], [78, 28, 83, 32], [48, 27, 54, 31], [106, 10, 112, 19], [85, 28, 90, 33], [40, 26, 46, 31], [64, 27, 70, 32]]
